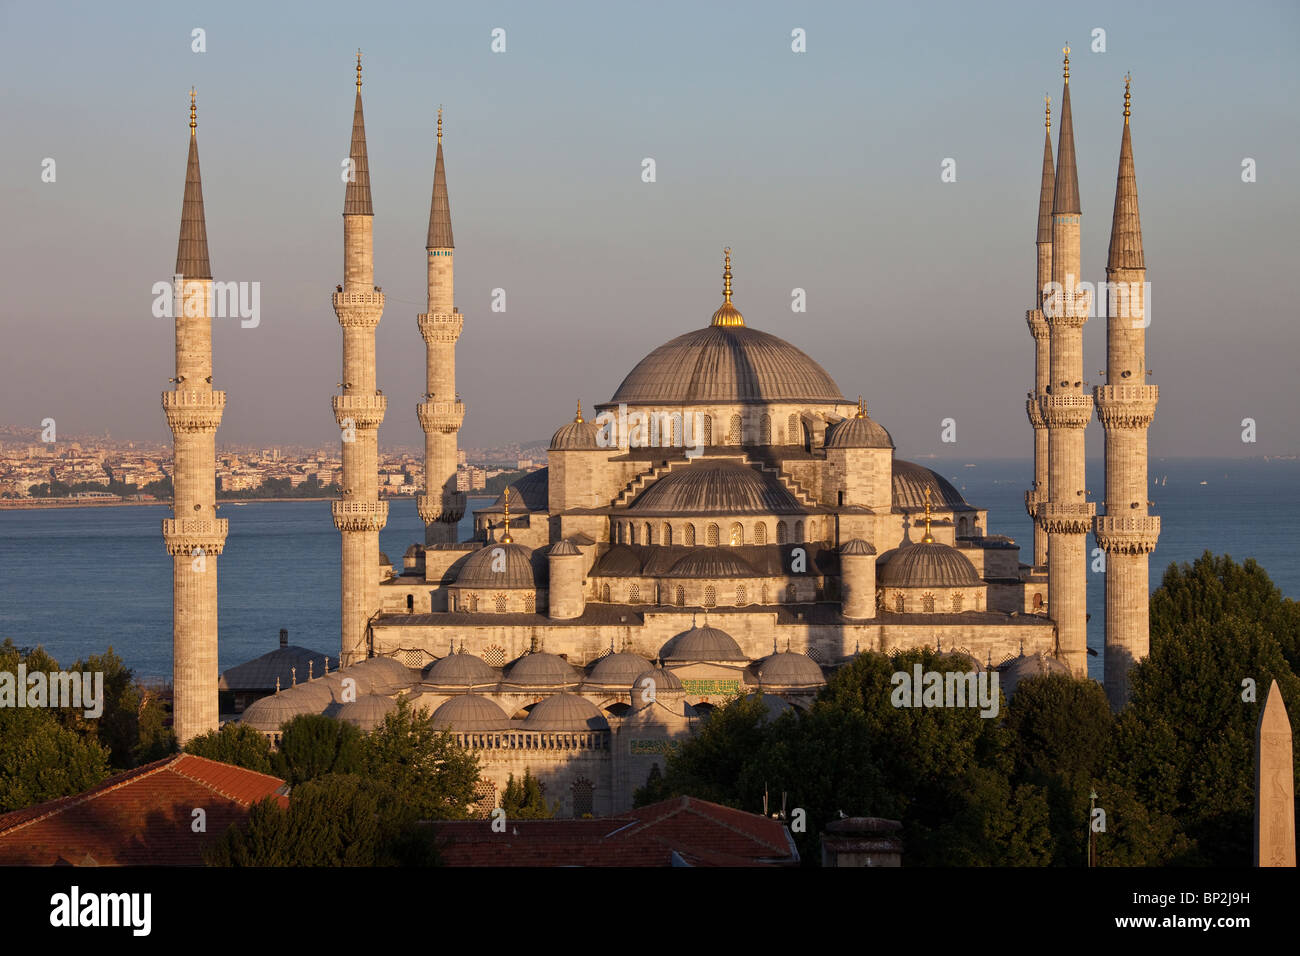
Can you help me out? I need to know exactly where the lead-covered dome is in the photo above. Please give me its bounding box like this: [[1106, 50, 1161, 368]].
[[661, 624, 747, 662], [892, 460, 972, 510], [503, 652, 579, 687], [632, 461, 802, 515], [587, 651, 653, 686], [825, 402, 894, 449], [551, 402, 602, 450], [425, 651, 499, 688], [669, 548, 755, 578], [454, 542, 538, 589], [431, 694, 510, 732], [524, 694, 611, 731], [755, 651, 826, 688], [879, 540, 982, 588]]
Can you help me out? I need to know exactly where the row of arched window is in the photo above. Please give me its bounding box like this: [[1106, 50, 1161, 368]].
[[648, 412, 804, 447], [601, 582, 801, 606], [888, 591, 981, 613], [614, 518, 817, 547]]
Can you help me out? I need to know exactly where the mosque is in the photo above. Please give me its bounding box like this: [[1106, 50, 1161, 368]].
[[170, 48, 1158, 817]]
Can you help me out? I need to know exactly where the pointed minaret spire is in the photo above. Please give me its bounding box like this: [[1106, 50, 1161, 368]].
[[711, 247, 745, 327], [1036, 95, 1056, 245], [1108, 74, 1145, 270], [1053, 45, 1081, 216], [427, 106, 454, 248], [176, 88, 211, 279], [1025, 91, 1056, 571], [344, 51, 373, 216]]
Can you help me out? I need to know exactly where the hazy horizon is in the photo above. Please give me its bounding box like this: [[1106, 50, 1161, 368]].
[[2, 0, 1297, 460]]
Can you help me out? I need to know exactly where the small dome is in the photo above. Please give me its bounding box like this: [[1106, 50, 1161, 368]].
[[335, 693, 398, 731], [743, 692, 794, 722], [455, 543, 538, 589], [378, 552, 392, 566], [281, 679, 334, 708], [669, 548, 755, 579], [426, 652, 498, 688], [892, 460, 971, 510], [350, 657, 413, 694], [631, 666, 685, 702], [756, 651, 825, 687], [840, 538, 877, 556], [594, 546, 643, 576], [404, 543, 424, 558], [661, 624, 747, 662], [485, 469, 549, 513], [524, 693, 610, 731], [550, 539, 582, 557], [239, 692, 301, 733], [587, 651, 652, 686], [879, 541, 982, 588], [551, 406, 603, 451], [999, 652, 1070, 697], [503, 652, 579, 687], [825, 409, 894, 449], [318, 670, 375, 699], [631, 461, 801, 515], [431, 694, 510, 731]]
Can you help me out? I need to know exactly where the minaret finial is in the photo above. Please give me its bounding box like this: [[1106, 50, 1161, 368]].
[[1045, 93, 1051, 130], [723, 247, 732, 303], [855, 395, 866, 419], [1063, 44, 1071, 85], [711, 248, 745, 326], [1123, 73, 1131, 124], [922, 486, 934, 543], [356, 49, 363, 91], [575, 400, 584, 424], [501, 487, 513, 544], [437, 105, 443, 144], [189, 88, 197, 136]]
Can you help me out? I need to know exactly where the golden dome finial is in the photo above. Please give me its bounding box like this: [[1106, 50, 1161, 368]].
[[1045, 93, 1051, 130], [1123, 73, 1131, 124], [437, 105, 443, 144], [1063, 44, 1070, 84], [723, 247, 733, 303], [574, 400, 584, 424], [501, 487, 513, 544], [356, 49, 363, 91], [922, 486, 934, 544], [189, 88, 197, 135], [855, 395, 866, 419], [711, 247, 745, 327]]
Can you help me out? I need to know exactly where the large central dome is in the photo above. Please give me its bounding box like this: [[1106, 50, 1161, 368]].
[[608, 325, 844, 405], [606, 249, 844, 406]]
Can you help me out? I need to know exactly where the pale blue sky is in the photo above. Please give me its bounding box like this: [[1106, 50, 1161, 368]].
[[1, 0, 1296, 457]]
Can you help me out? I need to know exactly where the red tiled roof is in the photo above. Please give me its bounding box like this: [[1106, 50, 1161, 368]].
[[0, 754, 287, 866], [435, 796, 798, 867]]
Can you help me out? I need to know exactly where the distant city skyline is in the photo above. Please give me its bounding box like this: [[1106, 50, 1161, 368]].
[[2, 1, 1297, 458]]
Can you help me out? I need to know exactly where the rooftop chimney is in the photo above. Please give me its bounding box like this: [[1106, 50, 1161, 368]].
[[279, 628, 288, 648]]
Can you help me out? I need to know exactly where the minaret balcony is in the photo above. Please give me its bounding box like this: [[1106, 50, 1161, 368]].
[[1042, 289, 1091, 327], [417, 399, 465, 434], [417, 491, 467, 525], [1040, 394, 1094, 428], [162, 517, 229, 556], [162, 389, 226, 433], [332, 393, 387, 429], [1094, 514, 1161, 554], [1094, 384, 1158, 428], [417, 311, 464, 344], [332, 290, 385, 327], [1025, 309, 1049, 338], [1024, 488, 1046, 519], [332, 499, 389, 532], [1035, 501, 1095, 535], [1025, 397, 1046, 428]]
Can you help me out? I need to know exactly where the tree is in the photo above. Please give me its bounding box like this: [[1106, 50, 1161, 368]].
[[500, 768, 556, 819], [185, 723, 272, 774], [362, 697, 481, 820], [271, 713, 364, 786]]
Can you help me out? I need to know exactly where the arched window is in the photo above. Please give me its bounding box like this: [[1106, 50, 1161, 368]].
[[922, 592, 935, 613], [788, 414, 801, 445], [469, 593, 478, 612], [776, 520, 788, 544], [616, 523, 624, 544], [571, 778, 594, 819], [601, 583, 611, 603], [406, 594, 414, 612], [759, 414, 772, 444], [675, 586, 685, 607], [704, 586, 716, 607], [703, 416, 713, 445], [494, 593, 507, 613], [1032, 592, 1044, 610], [629, 583, 641, 604], [685, 523, 696, 547], [976, 593, 984, 611], [959, 516, 969, 536], [951, 592, 963, 613], [761, 584, 769, 604], [786, 584, 797, 603], [754, 522, 768, 545], [484, 644, 506, 667], [895, 594, 905, 613], [525, 594, 536, 613], [628, 523, 636, 545], [729, 414, 742, 444], [644, 522, 653, 545], [707, 523, 720, 547], [736, 585, 747, 605], [672, 418, 683, 446], [662, 523, 672, 546], [793, 520, 803, 542], [729, 522, 743, 546]]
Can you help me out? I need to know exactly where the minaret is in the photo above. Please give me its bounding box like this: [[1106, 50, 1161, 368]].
[[417, 106, 467, 546], [1024, 94, 1054, 570], [332, 53, 388, 665], [1037, 45, 1094, 677], [1094, 76, 1160, 708], [162, 90, 227, 743]]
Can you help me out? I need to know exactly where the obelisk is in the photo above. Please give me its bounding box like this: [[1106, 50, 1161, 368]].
[[1255, 679, 1296, 867]]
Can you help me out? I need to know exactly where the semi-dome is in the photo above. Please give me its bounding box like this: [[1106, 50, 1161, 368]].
[[587, 651, 653, 686], [551, 402, 602, 450], [607, 325, 844, 406], [840, 538, 877, 556], [661, 624, 747, 662], [549, 539, 582, 557], [631, 461, 802, 515], [999, 651, 1070, 697], [879, 540, 982, 588], [335, 693, 397, 731], [825, 404, 894, 449], [524, 693, 611, 731], [503, 651, 579, 687], [631, 666, 685, 701], [431, 694, 510, 732], [892, 460, 972, 510], [755, 651, 826, 687], [454, 542, 538, 589], [481, 468, 549, 513], [426, 651, 498, 688], [669, 548, 756, 579], [239, 692, 303, 732]]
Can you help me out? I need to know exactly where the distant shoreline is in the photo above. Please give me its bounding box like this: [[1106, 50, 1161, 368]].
[[0, 496, 403, 511]]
